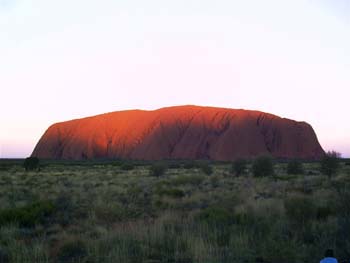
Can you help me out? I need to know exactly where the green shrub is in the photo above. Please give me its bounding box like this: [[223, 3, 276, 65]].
[[56, 239, 88, 263], [210, 174, 221, 187], [167, 188, 185, 198], [120, 162, 135, 171], [316, 205, 335, 220], [232, 211, 256, 226], [336, 188, 350, 216], [113, 160, 125, 166], [0, 163, 13, 172], [52, 195, 76, 227], [336, 217, 350, 259], [170, 175, 205, 186], [199, 162, 213, 175], [259, 238, 298, 263], [149, 163, 167, 177], [168, 162, 182, 169], [23, 157, 40, 171], [197, 207, 233, 226], [183, 161, 197, 169], [147, 237, 175, 262], [94, 204, 126, 223], [232, 158, 248, 176], [321, 151, 341, 178], [287, 160, 304, 175], [0, 201, 55, 227], [252, 155, 274, 177], [155, 188, 185, 198], [149, 223, 192, 259], [0, 248, 9, 263], [284, 196, 316, 225], [109, 236, 145, 262]]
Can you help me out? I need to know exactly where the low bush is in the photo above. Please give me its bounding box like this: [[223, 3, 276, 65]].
[[155, 188, 185, 198], [321, 151, 341, 178], [233, 210, 256, 226], [170, 175, 205, 186], [167, 162, 182, 169], [147, 239, 175, 262], [96, 235, 144, 262], [183, 161, 198, 169], [94, 204, 126, 223], [53, 195, 75, 226], [232, 158, 248, 176], [0, 201, 55, 227], [336, 217, 350, 259], [0, 248, 9, 263], [210, 174, 221, 187], [23, 157, 40, 171], [197, 207, 233, 226], [287, 160, 304, 175], [316, 205, 335, 220], [284, 196, 316, 225], [113, 160, 125, 166], [252, 156, 274, 177], [335, 188, 350, 216], [199, 162, 213, 175], [149, 163, 167, 177], [120, 162, 135, 171], [0, 164, 13, 172], [147, 235, 192, 263], [258, 238, 298, 263], [56, 239, 88, 263]]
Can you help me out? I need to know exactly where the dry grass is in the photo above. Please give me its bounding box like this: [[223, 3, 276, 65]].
[[0, 160, 349, 262]]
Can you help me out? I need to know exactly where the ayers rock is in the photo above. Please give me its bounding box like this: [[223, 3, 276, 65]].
[[32, 105, 324, 160]]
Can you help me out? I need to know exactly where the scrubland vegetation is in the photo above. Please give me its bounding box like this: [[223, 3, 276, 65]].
[[0, 156, 349, 262]]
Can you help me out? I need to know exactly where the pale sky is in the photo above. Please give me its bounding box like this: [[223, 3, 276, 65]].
[[1, 0, 349, 158]]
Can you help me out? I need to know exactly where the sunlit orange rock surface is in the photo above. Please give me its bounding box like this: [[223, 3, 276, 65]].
[[32, 105, 324, 160]]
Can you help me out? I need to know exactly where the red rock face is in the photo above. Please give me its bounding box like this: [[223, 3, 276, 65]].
[[31, 105, 325, 160]]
